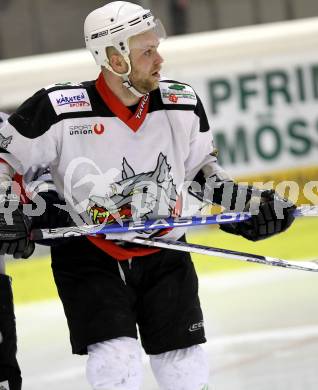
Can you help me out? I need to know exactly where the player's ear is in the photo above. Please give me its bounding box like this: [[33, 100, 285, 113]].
[[106, 47, 129, 74]]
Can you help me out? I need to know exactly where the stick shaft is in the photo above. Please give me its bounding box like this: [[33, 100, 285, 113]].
[[127, 237, 318, 272], [31, 212, 251, 240], [31, 205, 318, 241]]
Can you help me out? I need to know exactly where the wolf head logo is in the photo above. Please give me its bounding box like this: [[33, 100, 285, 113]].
[[87, 153, 178, 223], [0, 133, 12, 149]]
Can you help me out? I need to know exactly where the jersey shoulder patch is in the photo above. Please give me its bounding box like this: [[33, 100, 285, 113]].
[[159, 80, 197, 106], [47, 85, 92, 116]]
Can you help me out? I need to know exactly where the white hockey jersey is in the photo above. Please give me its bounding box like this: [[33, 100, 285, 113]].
[[0, 73, 224, 258]]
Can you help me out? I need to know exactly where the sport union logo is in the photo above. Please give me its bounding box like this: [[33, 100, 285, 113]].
[[93, 123, 104, 135], [69, 124, 105, 136]]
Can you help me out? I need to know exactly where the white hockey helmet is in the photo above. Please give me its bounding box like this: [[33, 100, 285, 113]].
[[84, 1, 166, 75]]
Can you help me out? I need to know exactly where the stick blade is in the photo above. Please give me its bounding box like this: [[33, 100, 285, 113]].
[[295, 206, 318, 217], [286, 259, 318, 272]]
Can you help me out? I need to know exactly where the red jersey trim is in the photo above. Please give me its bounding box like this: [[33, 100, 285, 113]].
[[87, 235, 159, 261], [92, 73, 158, 259], [13, 174, 30, 204], [0, 161, 29, 204], [95, 73, 150, 132]]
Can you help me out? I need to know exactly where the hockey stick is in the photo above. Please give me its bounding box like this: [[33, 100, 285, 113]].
[[294, 205, 318, 217], [31, 205, 318, 241], [30, 212, 251, 240], [124, 236, 318, 273]]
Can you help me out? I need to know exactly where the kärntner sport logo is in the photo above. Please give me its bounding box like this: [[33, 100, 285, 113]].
[[56, 92, 90, 108], [69, 124, 105, 136]]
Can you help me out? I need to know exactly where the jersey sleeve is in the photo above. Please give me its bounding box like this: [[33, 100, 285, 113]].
[[24, 167, 57, 197], [0, 89, 59, 175]]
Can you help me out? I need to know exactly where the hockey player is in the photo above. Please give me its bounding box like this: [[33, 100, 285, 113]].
[[0, 2, 295, 389], [0, 112, 58, 390], [0, 112, 29, 390], [0, 259, 22, 390]]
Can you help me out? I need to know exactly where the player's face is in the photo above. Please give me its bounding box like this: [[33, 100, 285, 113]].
[[129, 30, 163, 93]]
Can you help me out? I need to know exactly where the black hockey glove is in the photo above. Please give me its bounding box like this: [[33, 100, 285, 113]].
[[31, 190, 73, 229], [31, 191, 75, 246], [220, 188, 296, 241], [0, 189, 34, 259]]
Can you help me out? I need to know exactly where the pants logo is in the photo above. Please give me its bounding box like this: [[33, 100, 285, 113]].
[[188, 320, 204, 332]]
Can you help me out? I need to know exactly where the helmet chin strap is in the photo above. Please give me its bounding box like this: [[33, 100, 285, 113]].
[[122, 75, 146, 98], [105, 57, 147, 98]]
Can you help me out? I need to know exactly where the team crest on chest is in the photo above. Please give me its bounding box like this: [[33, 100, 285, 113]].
[[87, 153, 178, 224]]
